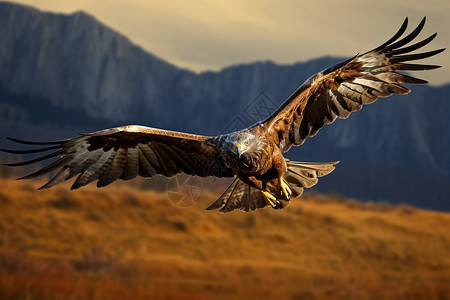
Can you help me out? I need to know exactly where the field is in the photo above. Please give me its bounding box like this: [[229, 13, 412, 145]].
[[0, 175, 449, 299]]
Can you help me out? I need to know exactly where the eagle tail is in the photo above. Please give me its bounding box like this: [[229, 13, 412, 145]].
[[283, 160, 339, 198], [205, 177, 268, 213], [205, 160, 338, 213]]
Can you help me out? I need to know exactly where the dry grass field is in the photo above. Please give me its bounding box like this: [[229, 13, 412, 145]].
[[0, 175, 449, 299]]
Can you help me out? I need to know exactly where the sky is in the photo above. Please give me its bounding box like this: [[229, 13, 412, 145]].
[[6, 0, 450, 85]]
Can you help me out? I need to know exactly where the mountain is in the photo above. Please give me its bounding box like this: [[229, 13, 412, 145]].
[[0, 1, 342, 131], [0, 2, 449, 210]]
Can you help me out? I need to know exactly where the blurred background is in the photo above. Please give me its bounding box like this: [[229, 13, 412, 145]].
[[0, 1, 449, 299]]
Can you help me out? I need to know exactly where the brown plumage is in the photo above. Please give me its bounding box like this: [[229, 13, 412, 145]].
[[1, 17, 444, 213]]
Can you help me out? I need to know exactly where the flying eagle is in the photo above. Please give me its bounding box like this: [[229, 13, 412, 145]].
[[1, 18, 444, 212]]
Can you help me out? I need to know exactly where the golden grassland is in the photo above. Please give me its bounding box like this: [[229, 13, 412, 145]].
[[0, 175, 449, 300]]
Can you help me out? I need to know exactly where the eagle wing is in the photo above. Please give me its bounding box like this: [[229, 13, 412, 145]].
[[1, 125, 234, 190], [263, 17, 444, 152]]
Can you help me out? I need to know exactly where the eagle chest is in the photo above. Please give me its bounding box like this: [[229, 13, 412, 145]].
[[237, 145, 286, 190]]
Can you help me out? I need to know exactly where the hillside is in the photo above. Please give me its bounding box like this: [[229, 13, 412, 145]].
[[0, 176, 449, 299]]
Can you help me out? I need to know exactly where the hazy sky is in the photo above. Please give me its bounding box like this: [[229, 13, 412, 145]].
[[7, 0, 450, 85]]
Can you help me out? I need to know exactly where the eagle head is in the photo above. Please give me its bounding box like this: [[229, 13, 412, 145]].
[[224, 130, 267, 173]]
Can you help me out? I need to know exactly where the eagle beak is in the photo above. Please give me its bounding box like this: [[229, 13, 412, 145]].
[[237, 145, 243, 157], [236, 143, 247, 157]]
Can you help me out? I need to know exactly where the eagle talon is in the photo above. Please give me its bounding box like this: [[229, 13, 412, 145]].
[[262, 190, 278, 207], [280, 177, 292, 200]]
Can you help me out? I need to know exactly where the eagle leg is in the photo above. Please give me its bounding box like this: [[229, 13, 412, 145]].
[[261, 190, 279, 208], [280, 177, 292, 200]]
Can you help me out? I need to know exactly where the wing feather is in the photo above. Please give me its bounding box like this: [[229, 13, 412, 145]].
[[71, 149, 115, 189], [149, 143, 178, 177], [381, 17, 425, 52], [98, 148, 127, 187], [2, 125, 233, 190], [387, 33, 437, 56], [136, 146, 157, 177], [332, 90, 363, 112], [263, 17, 443, 151], [18, 156, 72, 180], [38, 166, 70, 190], [138, 144, 160, 172], [121, 147, 139, 180]]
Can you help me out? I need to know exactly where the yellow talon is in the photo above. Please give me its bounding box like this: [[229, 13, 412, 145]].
[[262, 190, 278, 207], [280, 178, 292, 200]]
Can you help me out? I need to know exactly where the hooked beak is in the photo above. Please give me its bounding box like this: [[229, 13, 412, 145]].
[[236, 143, 248, 158], [237, 144, 243, 157]]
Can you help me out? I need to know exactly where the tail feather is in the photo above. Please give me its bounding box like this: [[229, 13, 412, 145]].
[[284, 160, 338, 189], [205, 177, 267, 212], [205, 160, 338, 213]]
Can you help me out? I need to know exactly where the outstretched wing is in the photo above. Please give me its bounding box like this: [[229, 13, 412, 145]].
[[1, 125, 234, 190], [263, 17, 444, 152]]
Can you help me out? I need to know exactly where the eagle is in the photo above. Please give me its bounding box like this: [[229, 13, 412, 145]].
[[1, 18, 444, 212]]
